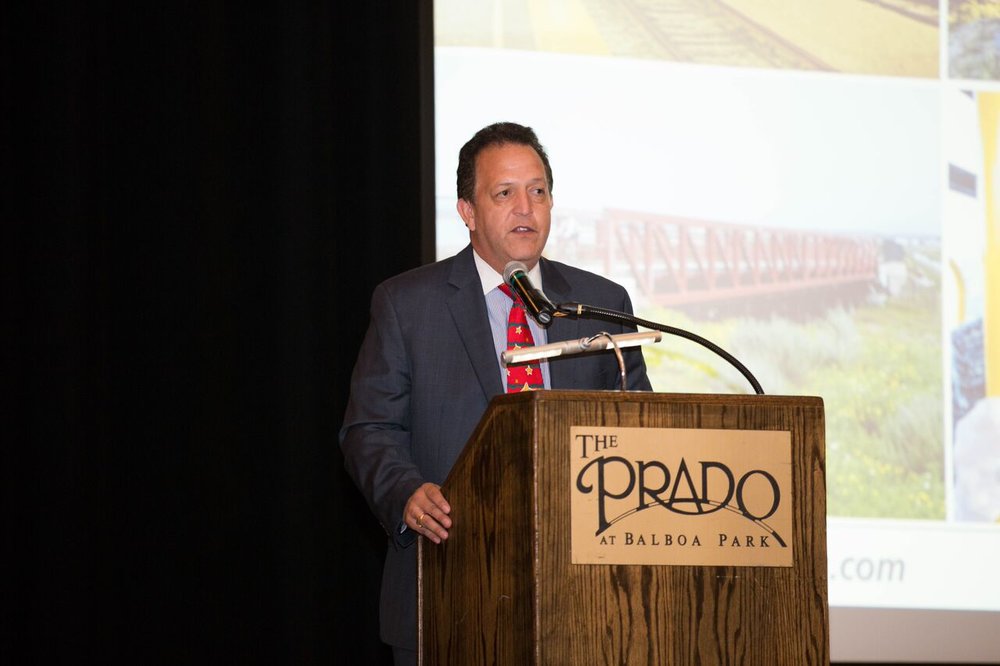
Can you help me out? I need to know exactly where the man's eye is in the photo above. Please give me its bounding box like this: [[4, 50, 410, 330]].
[[496, 189, 509, 199]]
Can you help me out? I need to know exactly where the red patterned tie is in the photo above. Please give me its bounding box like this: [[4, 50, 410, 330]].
[[499, 284, 545, 393]]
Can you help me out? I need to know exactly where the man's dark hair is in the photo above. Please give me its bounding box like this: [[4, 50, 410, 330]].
[[456, 122, 553, 202]]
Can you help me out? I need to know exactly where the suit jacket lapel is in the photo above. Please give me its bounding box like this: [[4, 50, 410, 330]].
[[446, 246, 504, 400], [540, 258, 582, 389]]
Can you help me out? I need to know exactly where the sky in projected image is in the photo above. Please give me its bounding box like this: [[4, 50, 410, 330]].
[[436, 49, 940, 248]]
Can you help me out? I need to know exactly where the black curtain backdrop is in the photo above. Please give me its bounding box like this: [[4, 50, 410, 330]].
[[10, 3, 429, 663]]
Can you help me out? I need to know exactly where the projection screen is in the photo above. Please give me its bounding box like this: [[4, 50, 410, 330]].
[[433, 1, 1000, 662]]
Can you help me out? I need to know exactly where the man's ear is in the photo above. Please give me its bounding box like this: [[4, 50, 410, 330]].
[[456, 198, 476, 231]]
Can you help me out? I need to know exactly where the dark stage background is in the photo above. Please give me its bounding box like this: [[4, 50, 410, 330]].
[[9, 2, 430, 663]]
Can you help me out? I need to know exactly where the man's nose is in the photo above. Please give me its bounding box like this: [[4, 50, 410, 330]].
[[513, 189, 533, 215]]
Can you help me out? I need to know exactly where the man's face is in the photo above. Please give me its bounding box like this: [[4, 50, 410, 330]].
[[457, 143, 553, 274]]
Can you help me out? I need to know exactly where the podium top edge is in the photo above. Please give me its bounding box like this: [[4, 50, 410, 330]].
[[491, 390, 824, 408]]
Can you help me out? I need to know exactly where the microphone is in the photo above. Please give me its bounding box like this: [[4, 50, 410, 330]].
[[503, 262, 766, 395], [503, 261, 558, 327], [501, 331, 662, 365]]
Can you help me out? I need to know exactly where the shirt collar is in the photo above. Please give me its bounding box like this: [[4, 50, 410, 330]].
[[472, 249, 544, 296]]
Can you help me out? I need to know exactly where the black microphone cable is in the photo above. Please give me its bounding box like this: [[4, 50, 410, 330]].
[[556, 301, 765, 395]]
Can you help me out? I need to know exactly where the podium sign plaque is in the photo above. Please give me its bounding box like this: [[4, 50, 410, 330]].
[[570, 426, 793, 567]]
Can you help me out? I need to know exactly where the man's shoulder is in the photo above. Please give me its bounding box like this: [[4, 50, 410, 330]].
[[542, 257, 628, 295], [380, 257, 450, 289], [375, 248, 471, 298]]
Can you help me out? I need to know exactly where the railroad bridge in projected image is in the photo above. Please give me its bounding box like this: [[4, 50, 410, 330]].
[[596, 209, 881, 308]]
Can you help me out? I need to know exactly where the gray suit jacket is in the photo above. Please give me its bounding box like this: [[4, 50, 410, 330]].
[[339, 245, 651, 649]]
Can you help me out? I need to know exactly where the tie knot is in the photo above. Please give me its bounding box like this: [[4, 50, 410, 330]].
[[498, 283, 519, 303]]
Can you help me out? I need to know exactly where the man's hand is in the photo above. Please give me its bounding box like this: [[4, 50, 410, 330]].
[[404, 482, 452, 544]]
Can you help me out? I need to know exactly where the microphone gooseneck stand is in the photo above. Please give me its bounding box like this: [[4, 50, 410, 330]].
[[554, 302, 765, 396]]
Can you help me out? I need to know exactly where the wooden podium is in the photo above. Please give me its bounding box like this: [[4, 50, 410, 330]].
[[418, 391, 828, 665]]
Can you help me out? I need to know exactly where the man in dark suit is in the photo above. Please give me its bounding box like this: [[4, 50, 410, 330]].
[[340, 122, 651, 665]]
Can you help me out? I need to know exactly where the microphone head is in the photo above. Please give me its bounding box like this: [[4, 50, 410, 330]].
[[503, 260, 529, 283]]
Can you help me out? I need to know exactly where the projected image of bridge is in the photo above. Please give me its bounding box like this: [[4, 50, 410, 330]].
[[581, 209, 884, 312]]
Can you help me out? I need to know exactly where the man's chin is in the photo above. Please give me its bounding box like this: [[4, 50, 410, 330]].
[[506, 243, 545, 266], [508, 254, 542, 269]]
